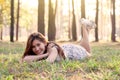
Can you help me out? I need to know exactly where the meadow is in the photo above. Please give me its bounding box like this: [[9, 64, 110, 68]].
[[0, 41, 120, 80]]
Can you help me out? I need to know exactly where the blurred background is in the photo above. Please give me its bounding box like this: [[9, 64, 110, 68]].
[[0, 0, 120, 42]]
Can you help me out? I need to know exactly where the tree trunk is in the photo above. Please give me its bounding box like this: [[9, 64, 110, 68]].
[[71, 0, 77, 41], [81, 0, 86, 18], [48, 0, 56, 41], [0, 9, 3, 40], [81, 0, 86, 37], [95, 0, 99, 42], [68, 0, 72, 40], [111, 0, 116, 42], [0, 27, 2, 40], [10, 0, 14, 42], [16, 0, 20, 41], [38, 0, 45, 35]]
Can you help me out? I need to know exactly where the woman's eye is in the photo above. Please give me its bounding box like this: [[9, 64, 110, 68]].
[[37, 43, 40, 46]]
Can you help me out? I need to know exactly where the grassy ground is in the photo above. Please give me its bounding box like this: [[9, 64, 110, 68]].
[[0, 41, 120, 80]]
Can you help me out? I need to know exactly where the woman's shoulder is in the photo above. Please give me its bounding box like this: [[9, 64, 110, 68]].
[[48, 41, 57, 45], [47, 41, 60, 50]]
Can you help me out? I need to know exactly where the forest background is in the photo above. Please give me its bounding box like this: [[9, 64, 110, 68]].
[[0, 0, 120, 42]]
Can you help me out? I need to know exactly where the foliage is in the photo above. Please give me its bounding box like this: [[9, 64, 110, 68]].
[[19, 6, 37, 29], [0, 0, 37, 30], [0, 41, 120, 80], [0, 0, 11, 26]]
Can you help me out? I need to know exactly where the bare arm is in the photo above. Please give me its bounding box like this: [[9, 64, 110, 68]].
[[23, 53, 49, 62], [46, 47, 58, 63]]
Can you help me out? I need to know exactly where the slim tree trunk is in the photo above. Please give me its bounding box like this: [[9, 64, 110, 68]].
[[95, 0, 99, 42], [10, 0, 14, 42], [0, 27, 2, 40], [72, 0, 77, 41], [38, 0, 45, 35], [81, 0, 86, 37], [68, 0, 72, 40], [111, 0, 116, 42], [16, 0, 20, 41], [81, 0, 86, 18], [48, 0, 56, 41], [0, 9, 3, 40]]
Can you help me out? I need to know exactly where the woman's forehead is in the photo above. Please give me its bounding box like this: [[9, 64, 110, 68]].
[[33, 39, 42, 43]]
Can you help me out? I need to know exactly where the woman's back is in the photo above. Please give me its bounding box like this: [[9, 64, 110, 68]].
[[60, 44, 88, 60]]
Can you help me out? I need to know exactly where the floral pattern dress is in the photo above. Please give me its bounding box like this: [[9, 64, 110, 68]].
[[61, 44, 88, 60]]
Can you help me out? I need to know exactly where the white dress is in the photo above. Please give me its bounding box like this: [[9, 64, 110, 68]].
[[56, 44, 88, 61]]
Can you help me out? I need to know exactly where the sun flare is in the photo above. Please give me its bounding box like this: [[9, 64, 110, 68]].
[[21, 0, 38, 8]]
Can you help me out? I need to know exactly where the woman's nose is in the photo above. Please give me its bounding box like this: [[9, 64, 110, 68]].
[[35, 46, 39, 51]]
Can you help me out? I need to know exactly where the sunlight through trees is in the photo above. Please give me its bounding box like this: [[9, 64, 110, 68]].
[[0, 0, 120, 42]]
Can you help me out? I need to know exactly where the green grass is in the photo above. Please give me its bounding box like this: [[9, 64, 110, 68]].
[[0, 41, 120, 80]]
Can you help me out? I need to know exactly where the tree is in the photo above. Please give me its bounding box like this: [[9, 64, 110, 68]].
[[16, 0, 20, 41], [0, 27, 2, 40], [81, 0, 86, 37], [68, 0, 72, 40], [0, 0, 10, 41], [110, 0, 116, 42], [38, 0, 45, 35], [71, 0, 77, 41], [0, 8, 3, 40], [48, 0, 57, 41], [95, 0, 99, 42], [10, 0, 14, 42], [81, 0, 86, 18]]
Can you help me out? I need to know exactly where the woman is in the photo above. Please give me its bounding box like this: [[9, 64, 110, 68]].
[[22, 18, 96, 63]]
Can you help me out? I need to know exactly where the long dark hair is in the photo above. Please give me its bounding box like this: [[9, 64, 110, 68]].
[[22, 32, 65, 59]]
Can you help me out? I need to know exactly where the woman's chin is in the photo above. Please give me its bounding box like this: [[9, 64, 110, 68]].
[[38, 52, 44, 55]]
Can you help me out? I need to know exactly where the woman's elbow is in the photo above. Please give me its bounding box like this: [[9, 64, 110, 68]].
[[22, 57, 33, 62]]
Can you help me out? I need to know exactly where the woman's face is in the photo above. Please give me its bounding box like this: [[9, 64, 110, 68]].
[[32, 39, 46, 55]]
